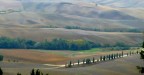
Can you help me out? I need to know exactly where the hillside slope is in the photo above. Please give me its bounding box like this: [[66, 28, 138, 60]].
[[0, 1, 144, 30], [0, 28, 142, 46]]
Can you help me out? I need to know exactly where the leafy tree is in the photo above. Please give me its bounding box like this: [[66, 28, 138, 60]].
[[0, 68, 3, 75], [25, 40, 36, 49]]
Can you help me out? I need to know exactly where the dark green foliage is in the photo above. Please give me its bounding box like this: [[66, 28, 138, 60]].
[[108, 55, 110, 59], [92, 57, 95, 63], [114, 54, 116, 59], [17, 72, 21, 75], [137, 66, 144, 73], [0, 55, 3, 61], [111, 54, 114, 59], [68, 61, 72, 68], [64, 26, 141, 33], [0, 37, 93, 50], [31, 69, 35, 75], [122, 51, 124, 57], [0, 68, 3, 75], [103, 56, 106, 61], [36, 69, 40, 75], [30, 69, 45, 75], [140, 50, 144, 59], [78, 60, 80, 65], [100, 56, 103, 61], [114, 42, 128, 47], [86, 58, 91, 64], [0, 37, 133, 50]]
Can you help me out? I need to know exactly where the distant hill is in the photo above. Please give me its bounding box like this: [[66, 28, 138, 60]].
[[0, 0, 143, 46], [0, 1, 144, 30]]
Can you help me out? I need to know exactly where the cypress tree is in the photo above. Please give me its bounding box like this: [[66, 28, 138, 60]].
[[140, 51, 144, 59], [92, 57, 95, 63], [108, 55, 111, 60], [114, 54, 116, 59], [116, 53, 119, 58], [122, 51, 124, 57], [36, 69, 40, 75], [31, 69, 35, 75], [83, 59, 85, 64], [78, 60, 80, 66], [0, 68, 3, 75], [68, 61, 72, 67], [103, 56, 106, 61], [111, 54, 114, 59], [100, 56, 103, 61]]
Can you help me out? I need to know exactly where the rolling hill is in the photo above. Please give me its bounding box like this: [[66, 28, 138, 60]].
[[0, 28, 142, 46], [0, 0, 143, 46], [0, 1, 144, 30]]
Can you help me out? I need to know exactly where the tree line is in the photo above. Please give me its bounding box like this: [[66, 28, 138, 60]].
[[0, 37, 132, 50], [66, 50, 140, 68], [0, 68, 49, 75], [65, 26, 142, 33]]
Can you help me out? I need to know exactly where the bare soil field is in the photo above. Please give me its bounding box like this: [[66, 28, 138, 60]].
[[0, 49, 141, 64], [0, 49, 70, 64]]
